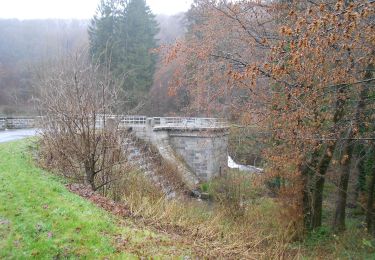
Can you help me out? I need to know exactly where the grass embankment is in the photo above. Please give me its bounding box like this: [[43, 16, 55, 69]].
[[1, 139, 374, 259], [0, 140, 187, 259]]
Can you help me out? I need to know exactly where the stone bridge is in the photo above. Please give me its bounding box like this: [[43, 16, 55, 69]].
[[115, 116, 229, 188], [1, 115, 229, 189]]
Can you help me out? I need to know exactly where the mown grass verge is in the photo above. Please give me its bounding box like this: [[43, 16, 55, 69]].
[[0, 140, 188, 259]]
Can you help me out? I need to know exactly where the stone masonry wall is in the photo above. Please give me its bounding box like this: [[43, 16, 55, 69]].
[[130, 124, 229, 184], [169, 130, 228, 181], [0, 118, 6, 130], [0, 117, 36, 130]]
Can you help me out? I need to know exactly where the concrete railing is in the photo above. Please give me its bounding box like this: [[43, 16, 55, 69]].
[[152, 117, 228, 129], [96, 115, 228, 130], [1, 115, 229, 131], [96, 115, 147, 129], [120, 116, 147, 126]]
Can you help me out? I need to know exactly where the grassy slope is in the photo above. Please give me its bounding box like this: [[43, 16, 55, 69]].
[[0, 140, 186, 259], [1, 139, 373, 259]]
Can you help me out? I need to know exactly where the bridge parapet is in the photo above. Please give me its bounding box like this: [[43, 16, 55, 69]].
[[106, 115, 228, 128], [1, 115, 229, 130], [98, 115, 229, 131], [120, 116, 147, 126], [152, 117, 228, 130]]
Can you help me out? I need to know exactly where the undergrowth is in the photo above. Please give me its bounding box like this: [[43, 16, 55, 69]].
[[34, 134, 375, 259], [122, 171, 300, 259], [298, 222, 375, 259]]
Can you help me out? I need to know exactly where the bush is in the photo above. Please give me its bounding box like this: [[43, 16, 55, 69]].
[[207, 170, 267, 216]]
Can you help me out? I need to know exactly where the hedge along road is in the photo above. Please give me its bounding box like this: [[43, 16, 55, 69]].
[[0, 129, 38, 143]]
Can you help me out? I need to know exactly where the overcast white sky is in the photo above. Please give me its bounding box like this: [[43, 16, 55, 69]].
[[0, 0, 192, 20]]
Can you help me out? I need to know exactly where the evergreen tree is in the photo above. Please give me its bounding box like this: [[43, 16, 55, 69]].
[[89, 0, 159, 109], [121, 0, 159, 93], [88, 0, 119, 66]]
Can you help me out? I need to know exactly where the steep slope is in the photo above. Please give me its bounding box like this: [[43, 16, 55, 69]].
[[0, 140, 188, 258], [124, 134, 191, 198]]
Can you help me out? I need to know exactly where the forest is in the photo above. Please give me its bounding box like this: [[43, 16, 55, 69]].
[[0, 12, 185, 114], [0, 0, 375, 258]]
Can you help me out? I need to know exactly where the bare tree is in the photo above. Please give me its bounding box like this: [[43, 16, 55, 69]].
[[35, 50, 129, 192]]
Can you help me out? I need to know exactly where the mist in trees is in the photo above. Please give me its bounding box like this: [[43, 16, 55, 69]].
[[0, 10, 184, 116], [156, 13, 187, 44], [0, 19, 88, 115], [143, 13, 188, 116]]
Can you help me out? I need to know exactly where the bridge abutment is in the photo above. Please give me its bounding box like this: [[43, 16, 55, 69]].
[[168, 130, 228, 181], [127, 117, 229, 187]]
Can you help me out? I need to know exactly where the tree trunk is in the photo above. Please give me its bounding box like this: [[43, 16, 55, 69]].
[[302, 170, 313, 229], [332, 62, 373, 232], [366, 150, 375, 234], [332, 130, 354, 232], [301, 84, 347, 231], [351, 145, 367, 208], [84, 161, 96, 190], [311, 142, 337, 229], [301, 159, 316, 230], [308, 84, 347, 230]]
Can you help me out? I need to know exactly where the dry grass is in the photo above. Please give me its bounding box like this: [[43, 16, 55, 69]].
[[121, 173, 301, 259], [37, 131, 301, 258], [36, 132, 374, 259]]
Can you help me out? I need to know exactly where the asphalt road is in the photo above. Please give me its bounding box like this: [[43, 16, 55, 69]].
[[0, 129, 38, 143]]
